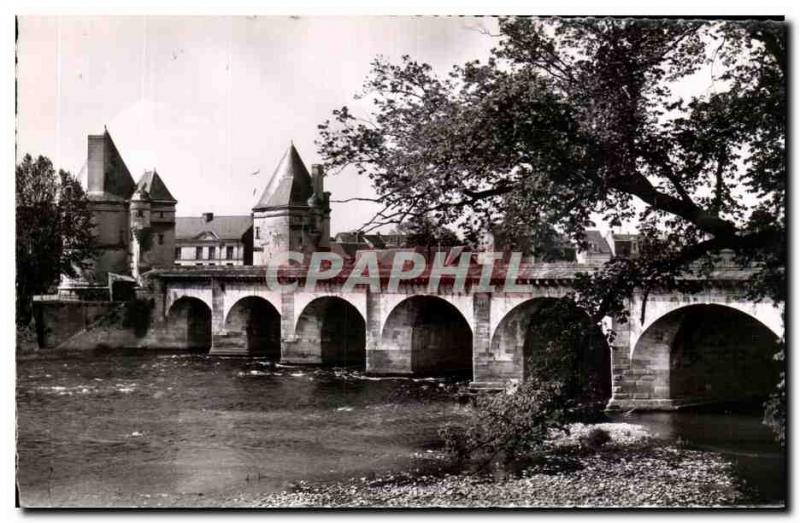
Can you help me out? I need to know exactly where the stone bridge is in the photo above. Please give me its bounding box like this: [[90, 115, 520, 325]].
[[146, 263, 783, 411]]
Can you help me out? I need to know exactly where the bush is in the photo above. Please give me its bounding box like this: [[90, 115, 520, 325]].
[[440, 297, 609, 470], [441, 377, 572, 469], [763, 345, 785, 447], [579, 427, 612, 451]]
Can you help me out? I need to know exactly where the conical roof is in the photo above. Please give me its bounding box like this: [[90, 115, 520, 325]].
[[253, 144, 313, 210], [136, 169, 177, 203], [86, 129, 136, 201]]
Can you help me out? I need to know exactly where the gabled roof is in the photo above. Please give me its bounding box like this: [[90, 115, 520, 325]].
[[175, 215, 252, 242], [136, 170, 177, 203], [253, 144, 313, 211], [582, 230, 612, 255]]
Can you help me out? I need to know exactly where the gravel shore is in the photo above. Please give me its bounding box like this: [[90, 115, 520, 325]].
[[245, 423, 768, 509]]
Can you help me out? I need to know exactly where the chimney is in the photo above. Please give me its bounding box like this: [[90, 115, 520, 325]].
[[311, 164, 324, 196], [203, 212, 214, 222]]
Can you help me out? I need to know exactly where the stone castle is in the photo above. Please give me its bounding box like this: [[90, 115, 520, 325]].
[[59, 130, 176, 298], [62, 131, 333, 298]]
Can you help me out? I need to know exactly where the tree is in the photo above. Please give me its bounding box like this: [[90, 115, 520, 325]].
[[16, 154, 95, 325], [319, 18, 786, 439], [396, 215, 461, 254]]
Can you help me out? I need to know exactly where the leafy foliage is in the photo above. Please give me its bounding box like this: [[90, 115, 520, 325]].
[[763, 343, 786, 447], [395, 215, 460, 254], [440, 298, 608, 468], [320, 17, 786, 442], [16, 154, 95, 325], [441, 377, 569, 469]]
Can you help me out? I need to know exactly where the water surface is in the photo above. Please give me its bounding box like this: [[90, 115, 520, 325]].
[[16, 352, 466, 507], [17, 351, 785, 507]]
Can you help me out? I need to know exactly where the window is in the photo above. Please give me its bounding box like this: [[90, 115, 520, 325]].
[[159, 211, 164, 218], [136, 209, 143, 217], [175, 247, 181, 260], [208, 246, 216, 260], [226, 246, 234, 259], [195, 247, 202, 260], [119, 229, 124, 244], [226, 263, 233, 266], [158, 233, 164, 245], [255, 227, 260, 239]]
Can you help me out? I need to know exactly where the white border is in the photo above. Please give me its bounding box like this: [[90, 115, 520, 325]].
[[3, 2, 798, 522]]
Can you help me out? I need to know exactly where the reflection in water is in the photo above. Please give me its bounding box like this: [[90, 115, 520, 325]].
[[610, 410, 786, 504], [16, 352, 785, 507]]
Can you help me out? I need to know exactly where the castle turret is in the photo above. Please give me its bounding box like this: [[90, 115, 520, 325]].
[[252, 144, 324, 265], [129, 185, 152, 279], [132, 169, 177, 275]]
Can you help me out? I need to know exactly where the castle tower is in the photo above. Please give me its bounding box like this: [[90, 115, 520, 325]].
[[59, 130, 178, 297], [133, 169, 177, 273], [129, 185, 151, 279], [59, 129, 136, 294], [252, 144, 330, 266]]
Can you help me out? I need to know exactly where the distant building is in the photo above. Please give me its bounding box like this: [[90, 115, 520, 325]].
[[576, 230, 613, 264], [607, 232, 641, 258], [59, 130, 177, 297], [332, 231, 408, 258], [174, 213, 253, 266]]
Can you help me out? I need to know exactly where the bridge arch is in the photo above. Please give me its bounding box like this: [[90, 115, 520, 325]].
[[490, 297, 610, 400], [631, 295, 783, 353], [630, 303, 781, 405], [166, 296, 212, 352], [295, 296, 366, 368], [166, 289, 212, 317], [381, 295, 473, 377], [224, 296, 281, 358]]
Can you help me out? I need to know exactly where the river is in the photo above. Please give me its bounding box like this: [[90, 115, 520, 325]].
[[15, 351, 785, 507]]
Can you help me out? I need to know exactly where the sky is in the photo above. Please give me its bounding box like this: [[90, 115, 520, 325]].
[[16, 16, 498, 234]]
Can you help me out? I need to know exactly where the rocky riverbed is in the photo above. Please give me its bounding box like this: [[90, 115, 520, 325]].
[[246, 423, 767, 508]]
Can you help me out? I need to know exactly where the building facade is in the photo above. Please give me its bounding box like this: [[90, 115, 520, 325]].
[[175, 213, 253, 266]]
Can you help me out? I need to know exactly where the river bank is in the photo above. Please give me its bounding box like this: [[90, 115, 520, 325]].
[[247, 424, 769, 509]]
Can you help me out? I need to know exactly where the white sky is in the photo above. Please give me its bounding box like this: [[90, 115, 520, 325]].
[[16, 16, 498, 233]]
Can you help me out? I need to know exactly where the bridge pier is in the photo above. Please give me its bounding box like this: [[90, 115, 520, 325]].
[[210, 333, 246, 355], [277, 290, 321, 364], [366, 291, 412, 374], [470, 292, 517, 389], [364, 290, 398, 373]]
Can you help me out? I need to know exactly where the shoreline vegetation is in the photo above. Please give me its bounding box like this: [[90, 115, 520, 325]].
[[247, 423, 764, 509]]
